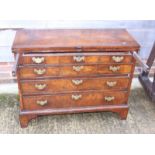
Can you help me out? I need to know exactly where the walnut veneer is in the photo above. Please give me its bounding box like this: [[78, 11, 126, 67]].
[[12, 29, 140, 128]]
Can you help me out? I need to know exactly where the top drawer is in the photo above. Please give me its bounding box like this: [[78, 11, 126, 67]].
[[19, 52, 133, 65]]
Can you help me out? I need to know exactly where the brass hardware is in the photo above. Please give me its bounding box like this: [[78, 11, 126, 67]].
[[34, 68, 46, 75], [72, 79, 83, 85], [106, 81, 117, 87], [73, 66, 84, 72], [109, 66, 120, 72], [32, 57, 45, 64], [112, 56, 124, 62], [105, 96, 115, 102], [35, 84, 47, 90], [36, 100, 48, 106], [72, 94, 82, 100], [73, 56, 85, 62]]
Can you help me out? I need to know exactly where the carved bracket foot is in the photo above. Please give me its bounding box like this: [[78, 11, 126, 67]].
[[19, 114, 37, 128], [118, 108, 129, 120]]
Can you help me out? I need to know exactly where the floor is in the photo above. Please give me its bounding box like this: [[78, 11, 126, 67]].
[[0, 78, 155, 134]]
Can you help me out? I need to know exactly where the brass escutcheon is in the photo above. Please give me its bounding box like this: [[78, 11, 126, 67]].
[[36, 100, 48, 106], [73, 66, 84, 72], [112, 56, 124, 62], [34, 68, 46, 75], [105, 96, 115, 102], [35, 84, 47, 90], [32, 57, 45, 64], [71, 94, 82, 100], [106, 81, 117, 87], [73, 56, 85, 62], [72, 79, 83, 85], [109, 66, 120, 72]]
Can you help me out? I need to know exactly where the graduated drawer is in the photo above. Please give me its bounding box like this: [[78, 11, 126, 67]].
[[18, 64, 133, 79], [22, 90, 128, 110], [19, 52, 133, 65], [20, 77, 130, 94]]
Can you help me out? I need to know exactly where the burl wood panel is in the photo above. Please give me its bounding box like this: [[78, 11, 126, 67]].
[[18, 64, 133, 79], [22, 91, 128, 110], [20, 76, 130, 94], [19, 52, 133, 65], [12, 29, 140, 52]]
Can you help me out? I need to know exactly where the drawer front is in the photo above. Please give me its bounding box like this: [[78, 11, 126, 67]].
[[22, 91, 128, 110], [19, 53, 133, 65], [21, 77, 130, 94], [18, 64, 132, 79]]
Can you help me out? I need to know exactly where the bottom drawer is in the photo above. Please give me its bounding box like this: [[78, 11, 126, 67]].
[[22, 91, 128, 110]]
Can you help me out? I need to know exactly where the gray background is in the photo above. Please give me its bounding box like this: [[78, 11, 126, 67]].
[[0, 20, 154, 62]]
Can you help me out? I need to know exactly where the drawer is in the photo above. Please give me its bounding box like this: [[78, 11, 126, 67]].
[[19, 52, 133, 65], [18, 64, 133, 79], [22, 90, 128, 110], [20, 77, 130, 94]]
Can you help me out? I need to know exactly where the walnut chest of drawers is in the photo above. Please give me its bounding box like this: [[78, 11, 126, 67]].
[[12, 29, 140, 128]]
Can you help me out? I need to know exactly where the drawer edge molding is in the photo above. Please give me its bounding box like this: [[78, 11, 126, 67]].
[[20, 104, 129, 115]]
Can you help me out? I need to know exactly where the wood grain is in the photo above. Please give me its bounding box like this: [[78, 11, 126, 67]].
[[22, 90, 128, 110], [12, 29, 140, 127], [19, 52, 133, 65], [20, 76, 130, 94], [12, 29, 140, 52], [18, 64, 133, 79]]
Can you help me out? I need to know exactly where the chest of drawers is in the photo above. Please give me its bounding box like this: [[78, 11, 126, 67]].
[[12, 29, 140, 128]]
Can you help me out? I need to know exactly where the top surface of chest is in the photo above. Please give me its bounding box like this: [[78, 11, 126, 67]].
[[12, 29, 140, 53]]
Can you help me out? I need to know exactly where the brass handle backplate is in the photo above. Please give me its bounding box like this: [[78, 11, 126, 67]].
[[105, 96, 115, 102], [106, 81, 117, 87], [34, 69, 46, 75], [35, 84, 47, 90], [109, 66, 120, 72], [32, 57, 45, 64], [37, 100, 48, 106], [72, 79, 83, 85], [72, 94, 82, 100], [73, 66, 84, 72], [112, 56, 124, 62], [73, 56, 85, 62]]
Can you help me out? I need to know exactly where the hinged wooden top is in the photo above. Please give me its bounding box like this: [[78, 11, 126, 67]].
[[12, 29, 140, 53]]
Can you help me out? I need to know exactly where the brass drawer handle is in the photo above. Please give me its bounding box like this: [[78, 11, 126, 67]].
[[72, 94, 82, 100], [105, 96, 115, 102], [109, 66, 120, 72], [37, 100, 48, 106], [32, 57, 45, 64], [73, 56, 85, 62], [73, 66, 84, 72], [112, 56, 124, 62], [34, 69, 46, 75], [35, 84, 47, 90], [72, 79, 83, 85], [106, 81, 117, 87]]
